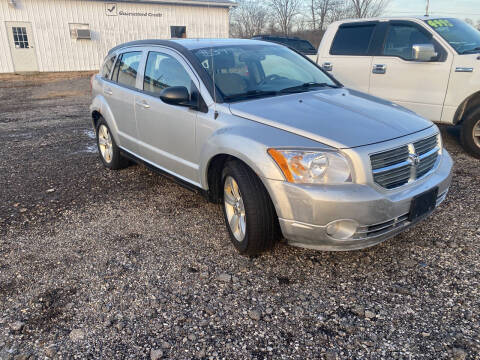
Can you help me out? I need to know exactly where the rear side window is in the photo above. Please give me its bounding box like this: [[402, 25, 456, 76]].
[[143, 52, 192, 95], [101, 56, 115, 78], [112, 51, 142, 88], [330, 25, 376, 55]]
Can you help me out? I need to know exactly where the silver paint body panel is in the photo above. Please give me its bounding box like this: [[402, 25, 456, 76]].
[[90, 39, 453, 251]]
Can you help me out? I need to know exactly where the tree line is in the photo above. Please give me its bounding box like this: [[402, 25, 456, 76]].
[[230, 0, 390, 46]]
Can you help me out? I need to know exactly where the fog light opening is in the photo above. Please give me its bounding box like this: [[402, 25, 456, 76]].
[[326, 219, 358, 240]]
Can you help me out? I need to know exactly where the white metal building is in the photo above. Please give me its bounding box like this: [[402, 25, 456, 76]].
[[0, 0, 235, 73]]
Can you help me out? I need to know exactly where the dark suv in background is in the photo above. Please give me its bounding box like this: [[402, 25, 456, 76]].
[[251, 35, 317, 60]]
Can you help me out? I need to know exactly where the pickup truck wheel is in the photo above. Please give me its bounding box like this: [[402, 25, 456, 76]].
[[96, 118, 129, 169], [221, 160, 280, 255], [461, 108, 480, 159]]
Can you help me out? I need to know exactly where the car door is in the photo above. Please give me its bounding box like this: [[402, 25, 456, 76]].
[[318, 22, 380, 93], [104, 50, 144, 152], [134, 48, 200, 184], [369, 20, 453, 122]]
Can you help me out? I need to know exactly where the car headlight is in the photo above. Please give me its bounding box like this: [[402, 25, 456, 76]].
[[268, 149, 352, 184]]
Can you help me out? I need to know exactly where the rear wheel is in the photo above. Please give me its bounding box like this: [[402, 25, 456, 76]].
[[221, 160, 280, 255], [96, 117, 129, 169], [461, 107, 480, 159]]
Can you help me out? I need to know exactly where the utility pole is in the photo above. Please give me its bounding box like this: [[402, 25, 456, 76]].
[[425, 0, 430, 16]]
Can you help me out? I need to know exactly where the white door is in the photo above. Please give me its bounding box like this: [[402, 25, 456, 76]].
[[318, 23, 378, 93], [5, 21, 38, 72], [369, 21, 452, 122]]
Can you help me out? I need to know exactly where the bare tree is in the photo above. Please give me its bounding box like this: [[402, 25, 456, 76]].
[[315, 0, 334, 31], [230, 0, 269, 38], [268, 0, 302, 36], [349, 0, 390, 18], [328, 0, 355, 23], [310, 0, 317, 30]]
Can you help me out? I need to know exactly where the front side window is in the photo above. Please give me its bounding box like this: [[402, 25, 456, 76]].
[[330, 24, 375, 55], [425, 18, 480, 54], [12, 27, 29, 49], [143, 52, 192, 94], [193, 44, 338, 101], [101, 56, 115, 78], [383, 23, 434, 60], [112, 51, 142, 88]]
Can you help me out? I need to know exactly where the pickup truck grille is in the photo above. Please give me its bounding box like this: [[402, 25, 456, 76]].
[[370, 135, 440, 189]]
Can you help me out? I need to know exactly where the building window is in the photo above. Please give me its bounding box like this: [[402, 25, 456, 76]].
[[69, 23, 91, 39], [171, 26, 186, 39], [12, 27, 29, 48]]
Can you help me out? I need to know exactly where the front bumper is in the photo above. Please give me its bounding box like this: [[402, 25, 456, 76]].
[[263, 150, 453, 251]]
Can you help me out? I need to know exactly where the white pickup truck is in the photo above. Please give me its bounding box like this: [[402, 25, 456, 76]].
[[317, 16, 480, 158]]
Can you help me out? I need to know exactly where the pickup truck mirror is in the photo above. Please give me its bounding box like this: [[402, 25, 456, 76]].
[[160, 86, 191, 106], [412, 44, 437, 62]]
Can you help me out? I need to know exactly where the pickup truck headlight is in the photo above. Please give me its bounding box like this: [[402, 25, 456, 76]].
[[268, 149, 352, 184]]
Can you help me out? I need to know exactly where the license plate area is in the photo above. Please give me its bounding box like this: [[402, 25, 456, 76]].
[[409, 187, 438, 222]]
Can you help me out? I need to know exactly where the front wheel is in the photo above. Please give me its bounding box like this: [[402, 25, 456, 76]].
[[221, 160, 280, 255], [461, 108, 480, 159]]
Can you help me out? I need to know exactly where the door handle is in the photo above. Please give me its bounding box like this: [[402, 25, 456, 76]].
[[372, 64, 387, 74], [135, 100, 150, 109], [104, 88, 113, 95], [322, 62, 333, 71], [455, 67, 473, 73]]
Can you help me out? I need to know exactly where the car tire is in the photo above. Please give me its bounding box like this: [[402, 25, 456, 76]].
[[460, 107, 480, 159], [96, 117, 129, 169], [221, 160, 280, 255]]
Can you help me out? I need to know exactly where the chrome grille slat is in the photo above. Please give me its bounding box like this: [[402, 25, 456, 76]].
[[374, 165, 410, 179], [370, 135, 439, 189], [374, 169, 411, 185], [414, 137, 438, 155], [371, 146, 409, 169]]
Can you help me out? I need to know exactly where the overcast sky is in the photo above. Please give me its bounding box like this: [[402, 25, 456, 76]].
[[386, 0, 480, 23]]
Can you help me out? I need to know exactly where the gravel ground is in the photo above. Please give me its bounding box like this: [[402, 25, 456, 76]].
[[0, 73, 479, 360]]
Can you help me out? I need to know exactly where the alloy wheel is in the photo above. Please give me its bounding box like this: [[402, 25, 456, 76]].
[[224, 176, 246, 242], [98, 124, 113, 163], [473, 119, 480, 148]]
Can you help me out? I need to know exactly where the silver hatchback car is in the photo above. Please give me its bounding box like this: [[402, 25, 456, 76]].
[[90, 39, 453, 255]]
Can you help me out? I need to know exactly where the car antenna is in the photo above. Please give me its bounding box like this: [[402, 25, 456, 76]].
[[207, 1, 219, 119]]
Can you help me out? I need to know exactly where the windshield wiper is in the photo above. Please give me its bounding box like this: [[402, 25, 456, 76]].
[[461, 46, 480, 54], [280, 82, 340, 94], [223, 90, 278, 101]]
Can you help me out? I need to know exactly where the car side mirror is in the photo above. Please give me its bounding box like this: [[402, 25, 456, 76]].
[[412, 44, 437, 62], [160, 86, 191, 106]]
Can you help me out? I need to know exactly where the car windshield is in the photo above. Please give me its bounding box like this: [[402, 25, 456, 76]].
[[192, 44, 337, 102], [425, 18, 480, 54]]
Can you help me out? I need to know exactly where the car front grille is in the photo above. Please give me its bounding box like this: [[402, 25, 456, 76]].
[[370, 134, 440, 189]]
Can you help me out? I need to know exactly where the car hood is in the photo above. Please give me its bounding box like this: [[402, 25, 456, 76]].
[[228, 88, 433, 149]]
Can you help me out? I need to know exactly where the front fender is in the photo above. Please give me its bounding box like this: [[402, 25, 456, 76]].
[[199, 127, 284, 189], [90, 95, 120, 145], [199, 122, 330, 189]]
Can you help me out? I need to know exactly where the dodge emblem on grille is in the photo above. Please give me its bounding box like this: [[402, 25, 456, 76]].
[[408, 153, 421, 165]]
